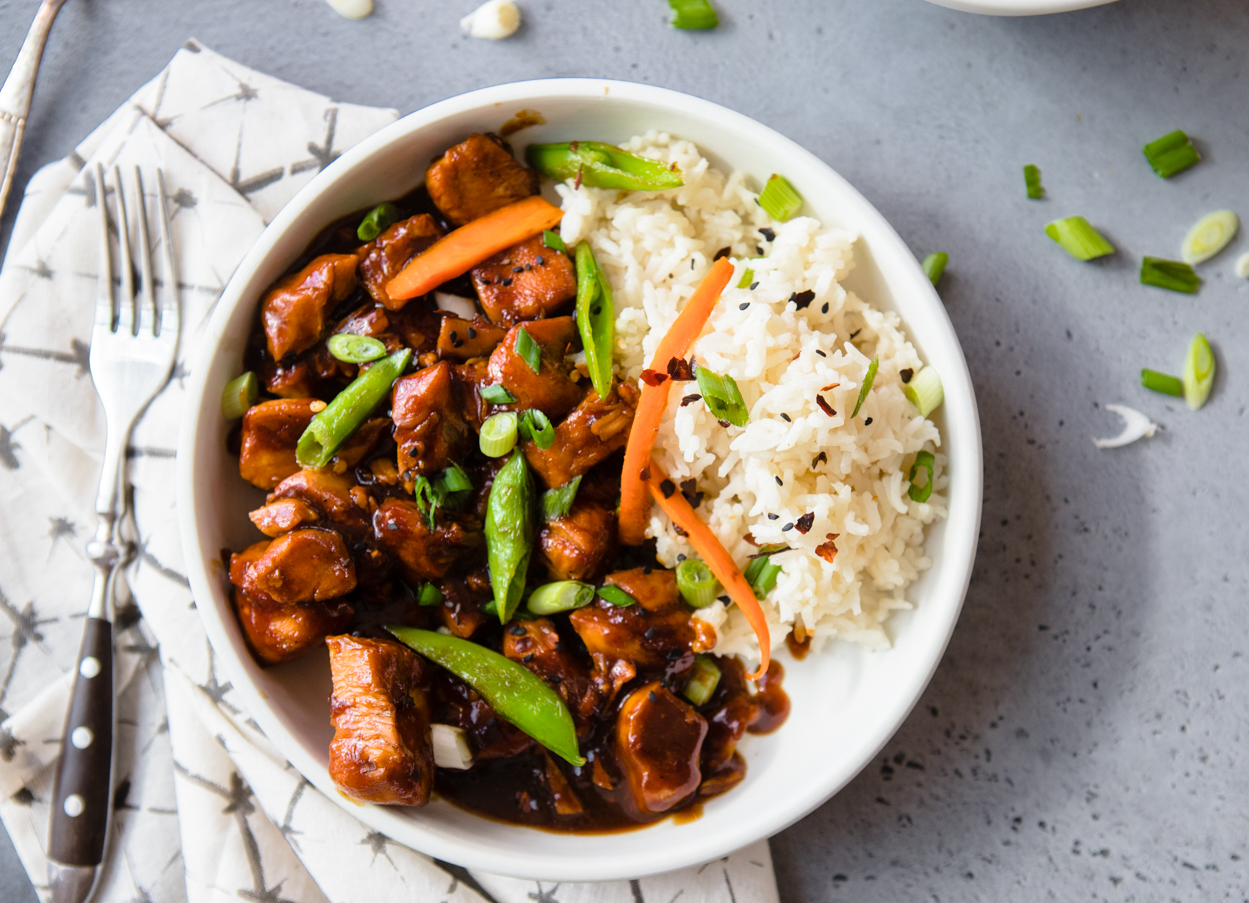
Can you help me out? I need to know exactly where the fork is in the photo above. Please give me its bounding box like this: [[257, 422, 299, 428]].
[[46, 165, 179, 903]]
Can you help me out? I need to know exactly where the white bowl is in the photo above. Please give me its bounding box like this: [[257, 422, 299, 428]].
[[921, 0, 1118, 14], [177, 79, 983, 882]]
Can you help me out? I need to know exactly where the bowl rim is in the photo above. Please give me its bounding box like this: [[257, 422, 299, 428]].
[[177, 76, 983, 881], [920, 0, 1118, 15]]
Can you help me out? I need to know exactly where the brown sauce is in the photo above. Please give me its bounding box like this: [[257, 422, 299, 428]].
[[785, 629, 811, 660]]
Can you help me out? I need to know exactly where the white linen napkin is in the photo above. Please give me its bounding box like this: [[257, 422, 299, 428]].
[[0, 41, 780, 903]]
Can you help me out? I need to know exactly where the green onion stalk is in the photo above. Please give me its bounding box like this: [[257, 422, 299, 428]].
[[357, 202, 400, 242], [904, 366, 944, 418], [1142, 130, 1200, 179], [327, 333, 386, 363], [596, 585, 637, 607], [480, 412, 519, 457], [694, 364, 749, 426], [527, 142, 684, 192], [1046, 216, 1114, 261], [1140, 257, 1201, 294], [683, 654, 722, 706], [541, 476, 582, 521], [221, 371, 258, 421], [676, 557, 719, 608], [296, 349, 411, 469], [574, 241, 616, 401], [758, 174, 803, 222], [908, 450, 935, 503], [527, 581, 595, 616]]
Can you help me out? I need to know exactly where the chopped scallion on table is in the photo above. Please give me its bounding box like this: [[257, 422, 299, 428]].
[[221, 371, 258, 421], [676, 557, 719, 608], [758, 174, 803, 222], [1140, 257, 1200, 293], [480, 411, 519, 457], [682, 655, 722, 706], [922, 252, 948, 286], [1181, 332, 1215, 411], [1045, 216, 1114, 260], [326, 333, 386, 364], [851, 356, 878, 419], [904, 366, 944, 417], [1140, 369, 1184, 398], [1180, 210, 1239, 265], [1023, 164, 1044, 199], [541, 476, 582, 521], [908, 450, 935, 503], [668, 0, 718, 30], [1142, 130, 1200, 179]]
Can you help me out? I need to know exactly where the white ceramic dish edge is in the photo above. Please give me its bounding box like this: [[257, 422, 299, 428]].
[[922, 0, 1118, 15]]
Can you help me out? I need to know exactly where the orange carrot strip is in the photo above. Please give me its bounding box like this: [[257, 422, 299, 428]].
[[384, 196, 564, 308], [644, 459, 770, 680], [618, 257, 735, 544]]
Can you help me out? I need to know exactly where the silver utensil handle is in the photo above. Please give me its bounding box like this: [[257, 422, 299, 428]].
[[0, 0, 70, 219]]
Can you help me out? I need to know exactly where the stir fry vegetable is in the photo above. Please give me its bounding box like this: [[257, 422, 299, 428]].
[[682, 655, 722, 706], [526, 141, 684, 192], [387, 627, 585, 766], [326, 333, 386, 363], [743, 547, 784, 600], [356, 202, 400, 241], [221, 371, 258, 421], [1046, 216, 1114, 260], [527, 580, 595, 615], [596, 584, 638, 607], [541, 476, 582, 521], [484, 449, 535, 623], [518, 408, 555, 449], [574, 241, 615, 400], [542, 229, 567, 253], [758, 174, 803, 222], [908, 450, 936, 503], [668, 0, 719, 29], [1180, 210, 1239, 265], [850, 356, 879, 419], [296, 348, 411, 469], [480, 412, 520, 457], [676, 557, 719, 608], [1142, 129, 1200, 179], [694, 364, 748, 427], [904, 366, 944, 418]]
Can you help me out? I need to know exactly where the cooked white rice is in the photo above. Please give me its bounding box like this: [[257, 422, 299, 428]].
[[556, 132, 947, 661]]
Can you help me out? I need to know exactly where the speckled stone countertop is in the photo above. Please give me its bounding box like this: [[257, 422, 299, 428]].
[[1, 0, 1247, 899]]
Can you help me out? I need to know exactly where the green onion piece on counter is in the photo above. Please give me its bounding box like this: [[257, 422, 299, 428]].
[[683, 655, 722, 706], [542, 229, 567, 253], [356, 202, 400, 242], [851, 356, 879, 419], [480, 412, 519, 458], [1140, 257, 1201, 294], [417, 583, 445, 607], [527, 581, 595, 616], [758, 174, 803, 222], [326, 333, 386, 364], [743, 548, 784, 600], [1045, 216, 1115, 261], [922, 252, 949, 286], [519, 409, 556, 449], [515, 327, 541, 374], [296, 349, 411, 469], [1181, 332, 1215, 411], [387, 627, 584, 766], [1023, 164, 1044, 200], [597, 584, 638, 607], [1180, 210, 1239, 265], [484, 450, 534, 624], [736, 267, 754, 289], [907, 450, 935, 503], [676, 557, 719, 608], [668, 0, 719, 29], [527, 142, 684, 192], [480, 383, 517, 405], [1236, 252, 1249, 279], [221, 371, 258, 421], [541, 476, 582, 521], [904, 366, 944, 417], [694, 364, 749, 427], [1140, 369, 1184, 398], [1142, 130, 1200, 179], [574, 241, 615, 400]]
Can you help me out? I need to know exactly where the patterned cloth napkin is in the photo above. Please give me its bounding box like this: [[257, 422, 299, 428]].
[[0, 41, 779, 903]]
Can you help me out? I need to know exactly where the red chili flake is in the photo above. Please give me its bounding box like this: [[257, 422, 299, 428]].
[[640, 369, 669, 387], [679, 479, 704, 508], [816, 396, 836, 416], [791, 289, 816, 310], [680, 393, 702, 407], [666, 356, 695, 381], [659, 479, 676, 499], [812, 451, 828, 467], [900, 368, 914, 383], [815, 533, 839, 564], [639, 466, 651, 482], [795, 512, 815, 534]]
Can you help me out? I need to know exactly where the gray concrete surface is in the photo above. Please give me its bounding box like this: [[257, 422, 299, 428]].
[[2, 0, 1248, 899]]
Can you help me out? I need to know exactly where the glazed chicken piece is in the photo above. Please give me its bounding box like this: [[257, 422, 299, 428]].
[[261, 254, 359, 361], [327, 635, 435, 805], [698, 657, 759, 798], [471, 234, 578, 326], [357, 214, 442, 306], [614, 682, 708, 814], [391, 361, 474, 478], [569, 569, 700, 671], [269, 468, 372, 542], [238, 398, 318, 489], [436, 314, 507, 361], [240, 528, 357, 605], [425, 133, 539, 227], [248, 497, 320, 537], [523, 383, 639, 489], [602, 567, 679, 612], [428, 577, 493, 639], [502, 617, 602, 725], [259, 344, 352, 399], [486, 317, 582, 421], [536, 498, 617, 581], [372, 497, 484, 583]]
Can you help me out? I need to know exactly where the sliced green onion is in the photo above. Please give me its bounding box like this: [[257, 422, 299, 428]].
[[439, 462, 473, 494], [922, 252, 948, 286], [743, 549, 783, 600], [541, 476, 582, 521], [326, 333, 386, 364], [1182, 332, 1215, 411], [574, 241, 615, 400], [1140, 369, 1183, 398], [515, 327, 541, 374], [221, 371, 258, 421], [296, 349, 411, 469], [1140, 257, 1200, 294], [694, 364, 749, 427], [904, 366, 944, 417], [675, 557, 719, 608], [528, 143, 684, 192], [357, 202, 400, 242], [1142, 130, 1200, 179], [668, 0, 718, 30], [597, 584, 637, 607], [1045, 216, 1114, 261], [736, 267, 754, 289], [417, 583, 445, 606], [682, 655, 722, 706], [907, 450, 935, 503], [851, 356, 878, 419], [542, 229, 567, 253], [1181, 210, 1239, 265], [480, 412, 519, 457], [758, 174, 803, 222], [413, 475, 440, 529], [1023, 164, 1044, 200], [527, 581, 595, 616], [480, 383, 517, 405], [519, 409, 556, 449]]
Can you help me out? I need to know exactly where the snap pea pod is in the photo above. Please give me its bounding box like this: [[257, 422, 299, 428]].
[[296, 349, 411, 469], [387, 627, 585, 766], [574, 241, 615, 400], [527, 141, 684, 192], [485, 449, 535, 623]]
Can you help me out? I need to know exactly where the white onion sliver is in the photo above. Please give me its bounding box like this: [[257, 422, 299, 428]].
[[325, 0, 373, 19], [1092, 404, 1158, 450]]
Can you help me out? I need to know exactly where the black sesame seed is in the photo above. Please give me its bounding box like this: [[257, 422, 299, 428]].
[[648, 690, 658, 702], [644, 627, 656, 639], [452, 339, 463, 348], [775, 476, 784, 486], [502, 277, 513, 286], [536, 255, 545, 266], [677, 553, 687, 562], [718, 595, 731, 604], [850, 329, 862, 340], [714, 246, 732, 260], [821, 302, 829, 314], [691, 259, 696, 270], [508, 624, 526, 636], [739, 302, 750, 311], [525, 264, 533, 271], [782, 523, 794, 532], [816, 349, 827, 357], [864, 417, 873, 425], [767, 513, 779, 520], [760, 228, 776, 242], [512, 266, 524, 273], [548, 675, 563, 684], [749, 282, 759, 290], [449, 331, 458, 342], [522, 653, 535, 662], [467, 327, 477, 338], [643, 565, 652, 574], [780, 413, 791, 422]]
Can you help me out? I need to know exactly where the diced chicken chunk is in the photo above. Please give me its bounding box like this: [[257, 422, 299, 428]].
[[261, 254, 359, 361], [602, 567, 678, 612], [425, 133, 538, 227], [536, 499, 617, 581], [487, 317, 582, 421], [327, 636, 434, 805], [502, 617, 602, 724], [357, 214, 442, 305], [523, 383, 638, 488], [372, 497, 483, 583], [391, 362, 473, 477], [471, 235, 577, 325], [269, 469, 373, 541], [437, 314, 506, 361], [569, 586, 697, 671], [248, 498, 320, 537], [238, 398, 317, 490], [614, 682, 707, 813], [240, 528, 357, 605]]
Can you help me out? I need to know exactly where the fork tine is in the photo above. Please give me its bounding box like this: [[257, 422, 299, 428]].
[[131, 167, 157, 337], [154, 169, 179, 339], [112, 165, 135, 336], [94, 164, 115, 332]]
